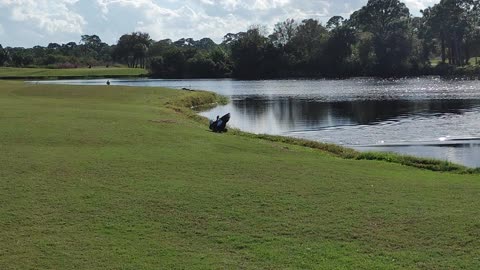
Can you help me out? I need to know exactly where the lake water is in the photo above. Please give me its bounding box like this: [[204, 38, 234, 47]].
[[39, 78, 480, 168]]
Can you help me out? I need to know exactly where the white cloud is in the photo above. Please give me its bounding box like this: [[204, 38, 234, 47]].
[[403, 0, 439, 12], [94, 0, 251, 41], [251, 0, 290, 10], [0, 0, 85, 34], [199, 0, 214, 5], [97, 0, 177, 16], [218, 0, 241, 11]]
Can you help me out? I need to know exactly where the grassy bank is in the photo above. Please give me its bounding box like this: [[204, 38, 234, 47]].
[[1, 81, 480, 269], [232, 132, 478, 174], [0, 67, 148, 79]]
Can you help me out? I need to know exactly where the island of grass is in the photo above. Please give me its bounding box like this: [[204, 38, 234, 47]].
[[0, 67, 148, 80], [0, 80, 479, 269]]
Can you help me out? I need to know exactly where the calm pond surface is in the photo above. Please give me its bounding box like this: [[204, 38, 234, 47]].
[[40, 77, 480, 168]]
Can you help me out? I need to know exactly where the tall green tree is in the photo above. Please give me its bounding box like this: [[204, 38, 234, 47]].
[[270, 19, 298, 48], [326, 16, 345, 30], [423, 0, 480, 66], [350, 0, 412, 75], [0, 45, 7, 66], [113, 32, 151, 68], [462, 0, 480, 64], [230, 27, 268, 78], [80, 35, 102, 52], [289, 19, 328, 71], [325, 17, 357, 75]]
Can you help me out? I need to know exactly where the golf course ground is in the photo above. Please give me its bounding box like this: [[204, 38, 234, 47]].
[[0, 67, 147, 79], [0, 80, 479, 269]]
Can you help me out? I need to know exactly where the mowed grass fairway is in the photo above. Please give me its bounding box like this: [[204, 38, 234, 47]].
[[1, 81, 480, 269], [0, 67, 147, 79]]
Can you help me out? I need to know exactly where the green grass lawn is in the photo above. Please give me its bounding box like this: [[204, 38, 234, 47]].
[[1, 81, 479, 269], [0, 67, 148, 79]]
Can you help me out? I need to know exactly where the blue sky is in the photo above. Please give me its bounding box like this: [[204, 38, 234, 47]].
[[0, 0, 440, 47]]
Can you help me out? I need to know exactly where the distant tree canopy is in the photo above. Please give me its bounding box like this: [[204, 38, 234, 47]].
[[349, 0, 412, 75], [0, 35, 112, 68], [147, 37, 231, 78], [80, 34, 111, 63], [1, 0, 479, 78], [113, 32, 151, 68], [422, 0, 480, 66]]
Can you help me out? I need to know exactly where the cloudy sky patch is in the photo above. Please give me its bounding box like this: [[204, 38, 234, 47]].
[[0, 0, 440, 47]]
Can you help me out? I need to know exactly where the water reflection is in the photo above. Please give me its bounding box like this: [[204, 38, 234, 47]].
[[204, 97, 480, 168], [206, 98, 480, 134]]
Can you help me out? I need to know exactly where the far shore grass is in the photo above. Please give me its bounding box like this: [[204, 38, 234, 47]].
[[0, 67, 148, 79], [1, 80, 480, 269]]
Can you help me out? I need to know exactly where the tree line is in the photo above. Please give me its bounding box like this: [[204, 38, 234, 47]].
[[0, 0, 479, 78]]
